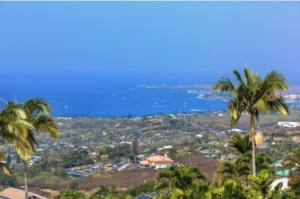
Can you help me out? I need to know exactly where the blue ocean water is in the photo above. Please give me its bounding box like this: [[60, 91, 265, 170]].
[[49, 86, 228, 116], [2, 84, 299, 117], [0, 85, 227, 117]]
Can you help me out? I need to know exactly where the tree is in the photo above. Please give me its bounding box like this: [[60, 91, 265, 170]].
[[155, 165, 208, 198], [209, 180, 247, 199], [123, 144, 131, 164], [13, 98, 59, 199], [169, 148, 178, 160], [228, 133, 252, 155], [89, 186, 118, 199], [70, 180, 79, 190], [217, 158, 250, 185], [56, 190, 86, 199], [6, 155, 11, 167], [0, 102, 34, 175], [283, 146, 300, 195], [0, 102, 34, 160], [248, 169, 274, 199], [214, 68, 289, 176], [132, 140, 138, 165], [0, 172, 17, 187]]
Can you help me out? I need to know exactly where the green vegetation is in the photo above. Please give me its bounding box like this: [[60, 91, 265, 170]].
[[0, 69, 299, 199], [0, 98, 59, 198], [214, 68, 289, 176], [126, 181, 155, 197], [62, 150, 94, 168]]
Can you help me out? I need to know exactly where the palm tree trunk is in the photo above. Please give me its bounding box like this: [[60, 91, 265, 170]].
[[24, 160, 28, 199], [250, 114, 256, 177]]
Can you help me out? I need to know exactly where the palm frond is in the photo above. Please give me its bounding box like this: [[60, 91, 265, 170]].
[[32, 115, 59, 139], [213, 77, 236, 93], [24, 98, 52, 116], [233, 70, 245, 85], [268, 96, 289, 115]]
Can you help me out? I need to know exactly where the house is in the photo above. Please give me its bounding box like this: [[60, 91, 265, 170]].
[[139, 155, 174, 169], [278, 122, 300, 128], [207, 141, 220, 146], [0, 187, 47, 199], [221, 154, 238, 161], [200, 149, 221, 156], [157, 146, 173, 151], [272, 159, 284, 168]]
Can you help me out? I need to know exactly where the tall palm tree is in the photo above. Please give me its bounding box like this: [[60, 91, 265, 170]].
[[0, 102, 34, 176], [0, 102, 34, 158], [214, 67, 289, 176], [228, 133, 252, 155], [12, 98, 59, 199]]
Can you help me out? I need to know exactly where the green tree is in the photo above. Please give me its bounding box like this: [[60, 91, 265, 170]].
[[70, 180, 79, 190], [214, 68, 289, 176], [6, 155, 11, 167], [16, 98, 59, 199], [89, 186, 118, 199], [0, 172, 16, 186], [0, 102, 34, 175], [283, 146, 300, 196], [247, 169, 275, 199], [209, 180, 247, 199], [228, 133, 252, 155], [132, 140, 138, 165], [217, 158, 250, 185], [169, 148, 178, 160], [56, 190, 86, 199], [155, 165, 208, 198]]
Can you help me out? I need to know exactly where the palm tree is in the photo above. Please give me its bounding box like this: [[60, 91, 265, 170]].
[[0, 102, 34, 159], [209, 179, 247, 199], [155, 165, 208, 198], [10, 98, 59, 199], [283, 146, 300, 195], [214, 67, 289, 176], [283, 146, 300, 172], [0, 102, 34, 176], [228, 133, 252, 155], [238, 151, 273, 177], [217, 158, 251, 185], [248, 169, 275, 199]]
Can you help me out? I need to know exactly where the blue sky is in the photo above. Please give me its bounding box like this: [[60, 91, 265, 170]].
[[1, 2, 300, 88]]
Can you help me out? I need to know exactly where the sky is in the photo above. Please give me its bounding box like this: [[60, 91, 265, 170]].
[[1, 2, 300, 91]]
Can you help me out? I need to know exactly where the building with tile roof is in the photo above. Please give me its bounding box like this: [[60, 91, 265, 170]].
[[139, 155, 174, 169]]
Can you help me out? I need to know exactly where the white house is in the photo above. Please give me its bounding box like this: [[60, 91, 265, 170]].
[[278, 122, 300, 128], [139, 155, 174, 169]]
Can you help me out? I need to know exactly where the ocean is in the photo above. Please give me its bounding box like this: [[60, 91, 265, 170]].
[[2, 83, 298, 117], [0, 84, 228, 117], [49, 86, 228, 116]]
